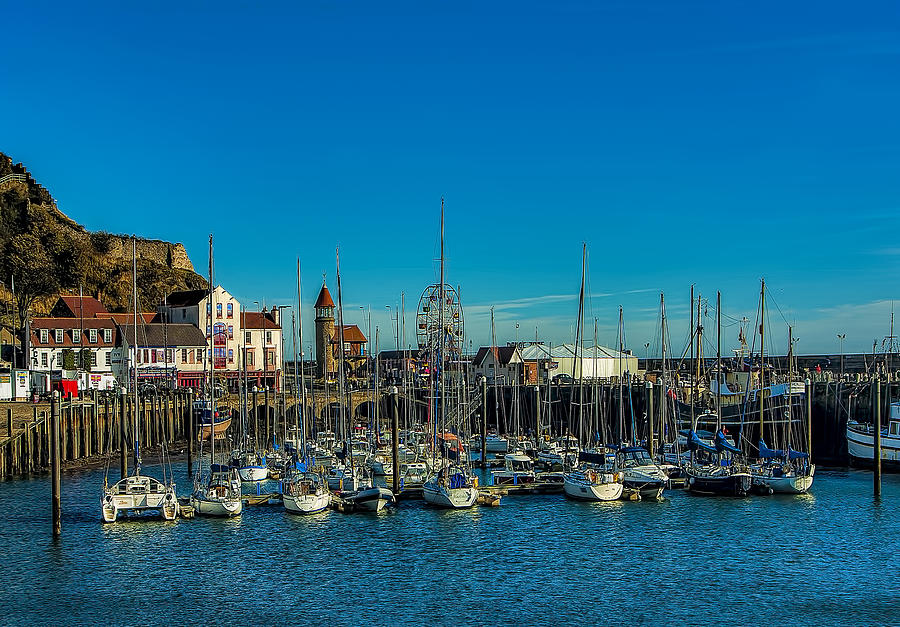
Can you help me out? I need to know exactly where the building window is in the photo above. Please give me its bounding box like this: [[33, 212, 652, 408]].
[[105, 352, 111, 366], [40, 329, 48, 344], [227, 303, 233, 318], [166, 349, 174, 363], [151, 350, 157, 364], [55, 329, 63, 343], [91, 352, 97, 367], [228, 349, 234, 363], [246, 349, 254, 367], [89, 329, 98, 343], [196, 349, 203, 362], [245, 331, 252, 344], [104, 328, 113, 343], [227, 325, 233, 339], [72, 329, 81, 343], [181, 348, 188, 363], [206, 324, 211, 337], [216, 303, 223, 318], [41, 352, 48, 367], [207, 302, 211, 316], [266, 331, 272, 344], [268, 349, 275, 365], [143, 349, 149, 363]]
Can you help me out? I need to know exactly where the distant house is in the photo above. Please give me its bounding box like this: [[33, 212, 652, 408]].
[[472, 345, 523, 384], [520, 343, 638, 382], [29, 296, 118, 376], [377, 349, 424, 382], [114, 323, 207, 389]]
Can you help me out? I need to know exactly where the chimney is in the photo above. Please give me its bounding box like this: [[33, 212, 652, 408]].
[[270, 306, 278, 326]]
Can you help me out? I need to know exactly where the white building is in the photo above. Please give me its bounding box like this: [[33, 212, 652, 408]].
[[520, 343, 638, 381], [472, 345, 524, 384], [29, 296, 118, 376], [113, 323, 208, 390]]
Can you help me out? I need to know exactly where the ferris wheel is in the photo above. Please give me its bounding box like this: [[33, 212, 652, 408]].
[[416, 283, 464, 357]]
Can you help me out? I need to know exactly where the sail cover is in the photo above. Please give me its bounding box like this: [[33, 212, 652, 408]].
[[715, 430, 741, 454], [688, 431, 717, 454], [759, 440, 808, 460]]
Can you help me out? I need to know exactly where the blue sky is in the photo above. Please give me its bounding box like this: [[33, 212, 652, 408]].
[[2, 1, 899, 357]]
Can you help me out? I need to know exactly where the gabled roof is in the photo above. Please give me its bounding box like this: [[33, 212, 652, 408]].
[[165, 289, 207, 307], [51, 295, 109, 318], [241, 311, 281, 330], [30, 317, 117, 347], [473, 345, 521, 366], [314, 283, 335, 308], [331, 324, 366, 344], [118, 323, 207, 348]]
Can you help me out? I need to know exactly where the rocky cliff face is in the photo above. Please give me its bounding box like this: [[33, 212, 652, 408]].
[[0, 152, 206, 321]]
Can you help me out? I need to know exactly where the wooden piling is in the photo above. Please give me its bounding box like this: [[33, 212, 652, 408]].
[[119, 391, 128, 479], [874, 379, 882, 498], [187, 389, 194, 475], [391, 387, 400, 495], [481, 378, 488, 469], [51, 392, 61, 537], [806, 378, 813, 462]]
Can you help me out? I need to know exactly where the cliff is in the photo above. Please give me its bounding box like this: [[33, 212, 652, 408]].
[[0, 152, 207, 323]]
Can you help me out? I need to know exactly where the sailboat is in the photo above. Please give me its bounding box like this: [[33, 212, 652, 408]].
[[750, 281, 815, 494], [230, 334, 268, 482], [685, 291, 752, 497], [190, 235, 243, 517], [282, 259, 332, 515], [422, 200, 478, 509], [101, 238, 179, 523], [563, 244, 624, 503]]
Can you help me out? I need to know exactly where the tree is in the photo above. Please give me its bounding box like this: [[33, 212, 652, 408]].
[[2, 233, 59, 327], [62, 349, 76, 370]]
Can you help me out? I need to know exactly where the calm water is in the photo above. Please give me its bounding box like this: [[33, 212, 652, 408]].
[[0, 464, 897, 626]]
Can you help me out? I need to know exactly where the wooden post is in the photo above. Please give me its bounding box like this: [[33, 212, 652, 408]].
[[119, 390, 128, 479], [264, 387, 270, 449], [6, 408, 11, 474], [391, 387, 400, 495], [805, 378, 813, 462], [252, 388, 258, 442], [187, 389, 194, 475], [874, 379, 882, 498], [51, 392, 61, 537], [481, 378, 488, 469]]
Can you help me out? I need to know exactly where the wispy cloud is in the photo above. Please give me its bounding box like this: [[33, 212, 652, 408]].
[[466, 293, 577, 315]]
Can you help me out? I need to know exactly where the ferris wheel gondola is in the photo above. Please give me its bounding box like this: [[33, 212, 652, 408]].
[[416, 283, 464, 359]]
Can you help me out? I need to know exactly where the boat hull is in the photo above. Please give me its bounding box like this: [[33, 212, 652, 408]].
[[238, 466, 269, 482], [687, 471, 752, 497], [348, 487, 394, 512], [190, 494, 243, 517], [563, 473, 624, 502], [101, 476, 179, 522], [422, 483, 478, 509], [847, 424, 900, 467], [753, 465, 815, 494], [283, 491, 331, 515]]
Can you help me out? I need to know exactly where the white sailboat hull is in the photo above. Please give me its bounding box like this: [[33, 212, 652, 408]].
[[755, 465, 816, 494], [283, 491, 331, 515], [422, 482, 478, 509], [563, 473, 624, 502], [347, 487, 394, 512], [190, 493, 243, 517], [238, 466, 269, 482]]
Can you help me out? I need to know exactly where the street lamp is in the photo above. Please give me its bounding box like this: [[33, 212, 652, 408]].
[[837, 334, 846, 379]]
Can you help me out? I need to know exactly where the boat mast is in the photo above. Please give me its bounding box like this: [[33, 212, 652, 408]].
[[689, 285, 695, 432], [132, 237, 140, 473], [759, 278, 765, 446], [438, 198, 446, 456], [659, 292, 668, 459], [618, 306, 624, 446], [573, 243, 586, 449], [335, 247, 351, 479], [716, 291, 721, 434], [208, 234, 216, 472], [297, 258, 307, 458]]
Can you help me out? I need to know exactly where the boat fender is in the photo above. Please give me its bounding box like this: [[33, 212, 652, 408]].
[[472, 477, 479, 488]]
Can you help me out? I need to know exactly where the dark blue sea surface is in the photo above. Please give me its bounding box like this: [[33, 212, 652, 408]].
[[0, 464, 897, 626]]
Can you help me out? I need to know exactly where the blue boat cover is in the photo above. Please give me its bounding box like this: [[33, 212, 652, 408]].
[[579, 450, 607, 464], [715, 430, 741, 454], [449, 472, 467, 489], [688, 431, 717, 454], [210, 463, 230, 473], [758, 440, 809, 460]]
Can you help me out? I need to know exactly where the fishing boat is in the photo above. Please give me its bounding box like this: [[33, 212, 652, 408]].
[[283, 470, 331, 514], [231, 445, 269, 482], [190, 235, 242, 517], [344, 486, 394, 512], [195, 398, 232, 441], [101, 238, 179, 523], [847, 403, 900, 468]]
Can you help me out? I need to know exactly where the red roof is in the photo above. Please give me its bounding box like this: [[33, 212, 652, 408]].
[[96, 312, 156, 324], [241, 311, 281, 330], [331, 324, 366, 344], [314, 283, 335, 308], [51, 295, 109, 318]]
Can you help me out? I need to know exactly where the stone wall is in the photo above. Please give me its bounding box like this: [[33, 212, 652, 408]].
[[103, 236, 195, 272]]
